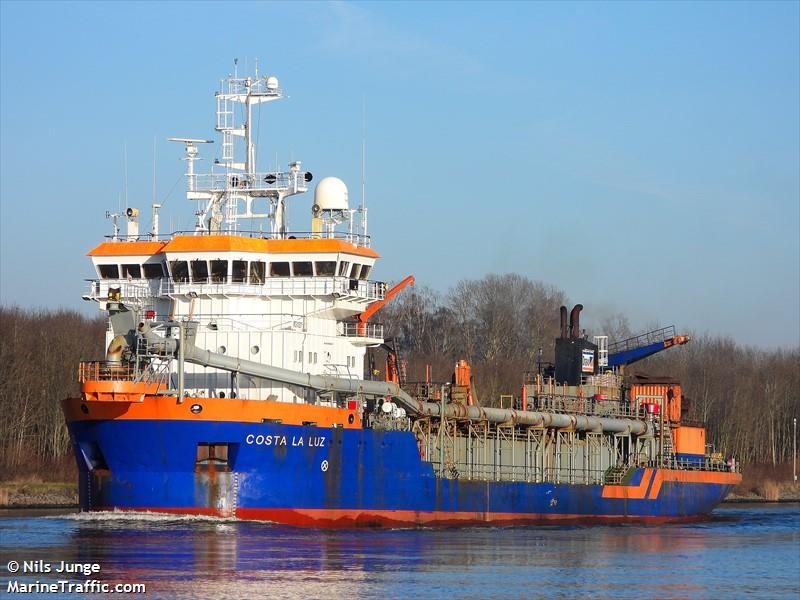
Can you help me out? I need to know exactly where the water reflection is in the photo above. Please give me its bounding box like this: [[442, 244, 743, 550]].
[[1, 505, 798, 600]]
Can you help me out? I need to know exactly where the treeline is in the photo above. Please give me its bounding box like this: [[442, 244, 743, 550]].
[[0, 274, 797, 477], [0, 307, 106, 477], [642, 338, 798, 465], [380, 273, 799, 466]]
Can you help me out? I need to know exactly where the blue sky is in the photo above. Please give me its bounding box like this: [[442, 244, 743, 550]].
[[1, 1, 798, 348]]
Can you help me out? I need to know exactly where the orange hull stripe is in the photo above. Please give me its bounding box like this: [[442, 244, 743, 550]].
[[602, 467, 740, 500], [601, 468, 653, 499], [648, 470, 664, 499], [62, 395, 361, 429], [649, 469, 741, 499]]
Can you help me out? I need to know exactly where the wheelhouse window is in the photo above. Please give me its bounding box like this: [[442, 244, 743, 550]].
[[232, 260, 247, 283], [292, 261, 313, 277], [270, 262, 290, 277], [315, 261, 336, 276], [191, 260, 209, 283], [338, 261, 350, 277], [98, 264, 119, 279], [360, 265, 372, 280], [121, 264, 141, 279], [170, 260, 189, 282], [210, 260, 228, 283], [250, 261, 266, 284], [143, 263, 164, 279], [349, 263, 362, 279]]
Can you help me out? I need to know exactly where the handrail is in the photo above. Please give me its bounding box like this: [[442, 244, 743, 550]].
[[103, 230, 372, 247], [78, 361, 168, 386], [608, 325, 676, 354], [339, 322, 384, 338], [85, 276, 387, 301]]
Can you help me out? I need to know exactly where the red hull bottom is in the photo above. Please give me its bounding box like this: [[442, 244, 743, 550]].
[[97, 506, 709, 529]]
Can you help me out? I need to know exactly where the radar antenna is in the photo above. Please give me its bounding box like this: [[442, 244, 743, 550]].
[[170, 67, 312, 236]]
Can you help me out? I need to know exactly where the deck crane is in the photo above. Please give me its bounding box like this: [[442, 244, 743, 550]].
[[607, 325, 690, 368], [355, 275, 415, 336]]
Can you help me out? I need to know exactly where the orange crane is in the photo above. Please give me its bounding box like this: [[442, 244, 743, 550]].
[[356, 275, 415, 336]]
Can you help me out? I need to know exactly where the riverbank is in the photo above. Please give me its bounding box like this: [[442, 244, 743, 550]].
[[731, 462, 800, 501], [728, 480, 800, 502], [0, 481, 78, 508]]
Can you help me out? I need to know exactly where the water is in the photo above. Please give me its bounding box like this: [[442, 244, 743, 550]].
[[1, 504, 798, 599]]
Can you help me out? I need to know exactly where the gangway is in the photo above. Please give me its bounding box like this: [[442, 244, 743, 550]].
[[607, 325, 690, 367]]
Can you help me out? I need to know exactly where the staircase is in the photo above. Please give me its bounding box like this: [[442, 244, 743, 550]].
[[604, 466, 628, 484]]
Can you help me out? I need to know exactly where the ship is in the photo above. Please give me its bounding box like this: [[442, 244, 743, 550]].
[[62, 65, 741, 527]]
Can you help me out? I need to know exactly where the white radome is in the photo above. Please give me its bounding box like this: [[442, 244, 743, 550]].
[[266, 76, 279, 90], [314, 176, 349, 211]]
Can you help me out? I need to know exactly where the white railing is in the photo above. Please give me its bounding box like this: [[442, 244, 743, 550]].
[[160, 276, 386, 301], [191, 171, 307, 195], [104, 230, 372, 247], [85, 277, 386, 303], [86, 279, 158, 301], [338, 322, 384, 339]]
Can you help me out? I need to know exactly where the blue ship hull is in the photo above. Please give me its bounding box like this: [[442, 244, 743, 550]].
[[67, 419, 739, 527]]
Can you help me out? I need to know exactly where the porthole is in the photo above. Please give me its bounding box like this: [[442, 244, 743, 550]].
[[251, 345, 260, 355], [190, 404, 203, 414], [348, 414, 355, 424], [80, 403, 89, 415], [218, 345, 226, 354]]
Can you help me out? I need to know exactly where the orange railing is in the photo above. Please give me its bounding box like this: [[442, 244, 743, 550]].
[[79, 361, 135, 382], [78, 361, 168, 386]]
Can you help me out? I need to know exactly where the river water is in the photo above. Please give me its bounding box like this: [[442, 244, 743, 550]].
[[1, 504, 798, 599]]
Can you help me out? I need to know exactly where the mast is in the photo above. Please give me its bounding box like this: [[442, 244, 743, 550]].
[[170, 63, 312, 237]]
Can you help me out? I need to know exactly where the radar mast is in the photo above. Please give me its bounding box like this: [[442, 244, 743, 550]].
[[171, 62, 313, 236]]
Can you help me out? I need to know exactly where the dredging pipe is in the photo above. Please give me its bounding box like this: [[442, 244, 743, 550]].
[[139, 322, 647, 435]]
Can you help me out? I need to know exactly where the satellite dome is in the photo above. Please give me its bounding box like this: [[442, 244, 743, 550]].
[[314, 177, 349, 211], [266, 76, 279, 90]]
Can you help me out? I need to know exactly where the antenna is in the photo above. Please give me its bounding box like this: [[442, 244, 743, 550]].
[[152, 135, 157, 216], [361, 96, 368, 240], [168, 137, 213, 202], [123, 142, 128, 212], [167, 137, 214, 144], [169, 65, 303, 236], [106, 210, 121, 241]]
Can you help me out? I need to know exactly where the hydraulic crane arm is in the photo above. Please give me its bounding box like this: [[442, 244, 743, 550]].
[[358, 275, 415, 324], [607, 334, 691, 367]]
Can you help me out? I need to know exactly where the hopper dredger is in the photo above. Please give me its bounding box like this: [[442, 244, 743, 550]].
[[63, 65, 740, 527]]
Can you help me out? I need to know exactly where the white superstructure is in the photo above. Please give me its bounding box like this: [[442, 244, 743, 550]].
[[84, 65, 386, 403]]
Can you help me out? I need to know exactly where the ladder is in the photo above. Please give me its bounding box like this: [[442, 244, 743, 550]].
[[216, 94, 236, 162], [398, 358, 408, 387], [662, 426, 675, 467]]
